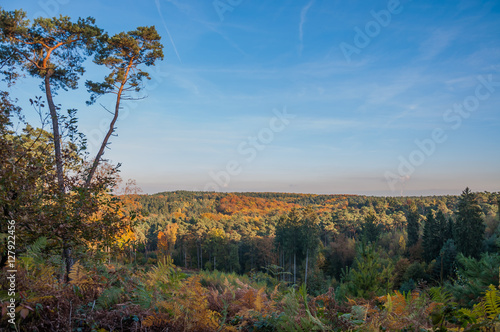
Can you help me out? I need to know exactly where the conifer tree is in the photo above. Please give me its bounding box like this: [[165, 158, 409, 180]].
[[406, 202, 420, 248], [0, 9, 103, 193], [85, 26, 163, 186], [423, 210, 438, 262], [361, 211, 380, 243], [436, 210, 449, 245], [454, 187, 485, 258], [300, 206, 320, 287]]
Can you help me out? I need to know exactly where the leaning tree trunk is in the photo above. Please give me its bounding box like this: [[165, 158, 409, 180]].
[[45, 73, 74, 281]]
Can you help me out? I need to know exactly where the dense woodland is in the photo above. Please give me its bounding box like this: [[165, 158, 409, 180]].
[[1, 8, 500, 332]]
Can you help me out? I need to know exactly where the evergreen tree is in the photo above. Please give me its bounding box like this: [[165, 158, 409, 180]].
[[0, 9, 103, 193], [423, 210, 438, 262], [275, 208, 301, 283], [361, 211, 381, 243], [454, 187, 485, 258], [342, 241, 393, 298], [436, 210, 449, 248], [300, 207, 320, 287], [406, 202, 420, 248], [446, 217, 454, 243], [433, 239, 457, 282]]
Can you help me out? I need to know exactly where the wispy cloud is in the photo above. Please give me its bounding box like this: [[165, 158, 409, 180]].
[[419, 28, 459, 61], [155, 0, 182, 63], [200, 20, 248, 56], [163, 0, 192, 14], [298, 0, 315, 55], [295, 117, 370, 131]]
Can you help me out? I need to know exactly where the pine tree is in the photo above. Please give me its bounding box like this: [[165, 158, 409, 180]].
[[344, 241, 393, 298], [423, 210, 438, 262], [361, 211, 380, 243], [454, 187, 485, 258], [433, 239, 457, 282], [446, 217, 454, 243], [406, 202, 420, 248], [300, 207, 320, 287]]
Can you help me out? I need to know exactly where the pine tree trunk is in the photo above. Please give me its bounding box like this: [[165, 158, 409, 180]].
[[198, 242, 202, 269], [45, 73, 73, 281], [200, 242, 203, 270], [293, 253, 296, 284], [184, 243, 187, 268], [44, 74, 64, 194], [305, 248, 309, 288], [63, 244, 73, 283]]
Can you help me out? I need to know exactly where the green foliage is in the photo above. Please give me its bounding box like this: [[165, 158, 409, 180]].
[[19, 236, 47, 271], [483, 285, 500, 322], [361, 211, 381, 243], [427, 287, 459, 329], [96, 286, 124, 310], [423, 210, 440, 262], [455, 187, 486, 258], [199, 269, 269, 293], [403, 261, 429, 284], [145, 255, 186, 292], [406, 201, 421, 248], [433, 239, 457, 282], [131, 283, 154, 309], [341, 242, 394, 299], [449, 253, 500, 307], [277, 286, 326, 331], [459, 285, 500, 330]]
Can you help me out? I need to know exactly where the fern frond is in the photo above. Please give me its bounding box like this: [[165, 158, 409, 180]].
[[132, 284, 154, 309], [69, 261, 93, 294], [69, 261, 88, 284], [428, 287, 454, 305], [19, 237, 47, 270], [142, 313, 170, 327], [484, 285, 500, 321], [96, 287, 124, 309]]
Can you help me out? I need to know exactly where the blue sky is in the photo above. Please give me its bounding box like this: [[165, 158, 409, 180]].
[[2, 0, 500, 196]]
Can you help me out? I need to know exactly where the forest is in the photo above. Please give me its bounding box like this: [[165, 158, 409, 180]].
[[1, 7, 500, 332]]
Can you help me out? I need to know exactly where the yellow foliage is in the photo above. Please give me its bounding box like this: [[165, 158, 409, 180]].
[[69, 261, 90, 285], [157, 276, 220, 331], [142, 313, 170, 328], [158, 223, 179, 256], [208, 227, 226, 239], [364, 290, 438, 330], [115, 226, 136, 249], [69, 261, 94, 293]]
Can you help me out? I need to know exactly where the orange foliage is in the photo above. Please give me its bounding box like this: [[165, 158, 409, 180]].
[[218, 194, 299, 216], [348, 290, 441, 330], [205, 277, 274, 328], [157, 223, 179, 257], [144, 276, 221, 331]]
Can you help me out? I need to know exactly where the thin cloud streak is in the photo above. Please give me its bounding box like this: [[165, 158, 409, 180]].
[[298, 0, 315, 55], [155, 0, 182, 63]]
